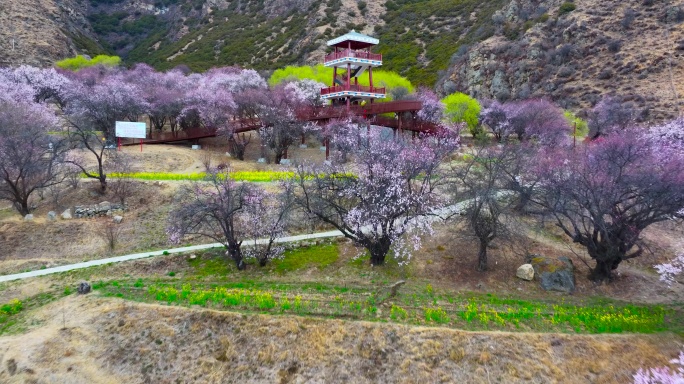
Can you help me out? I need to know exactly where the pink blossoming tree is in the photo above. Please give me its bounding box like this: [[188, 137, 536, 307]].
[[634, 350, 684, 383], [532, 129, 684, 282], [167, 171, 293, 269], [0, 82, 64, 215], [291, 126, 459, 266], [63, 73, 149, 192], [480, 99, 571, 145]]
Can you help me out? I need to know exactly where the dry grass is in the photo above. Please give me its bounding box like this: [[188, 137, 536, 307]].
[[0, 295, 680, 383]]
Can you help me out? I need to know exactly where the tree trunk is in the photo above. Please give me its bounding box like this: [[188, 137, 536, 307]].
[[274, 153, 283, 165], [590, 258, 622, 282], [226, 242, 245, 270], [15, 199, 30, 216], [477, 240, 488, 271], [368, 238, 391, 266], [229, 137, 246, 161], [99, 175, 107, 193]]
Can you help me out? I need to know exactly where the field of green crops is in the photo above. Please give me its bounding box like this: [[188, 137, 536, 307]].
[[103, 171, 295, 182]]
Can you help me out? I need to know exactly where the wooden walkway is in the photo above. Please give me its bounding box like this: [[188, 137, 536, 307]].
[[122, 100, 439, 146]]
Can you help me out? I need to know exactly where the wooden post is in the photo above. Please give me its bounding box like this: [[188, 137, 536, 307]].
[[346, 62, 351, 110], [325, 138, 330, 160], [333, 66, 337, 87], [369, 66, 373, 89]]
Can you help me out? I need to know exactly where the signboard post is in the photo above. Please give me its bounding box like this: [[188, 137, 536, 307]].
[[115, 122, 147, 152]]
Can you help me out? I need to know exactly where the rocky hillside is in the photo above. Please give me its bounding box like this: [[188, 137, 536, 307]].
[[2, 0, 683, 119], [0, 0, 106, 67], [2, 0, 511, 85], [438, 0, 684, 121]]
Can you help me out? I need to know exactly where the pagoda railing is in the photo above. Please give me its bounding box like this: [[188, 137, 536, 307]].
[[324, 49, 382, 63], [302, 100, 423, 120], [321, 85, 386, 95]]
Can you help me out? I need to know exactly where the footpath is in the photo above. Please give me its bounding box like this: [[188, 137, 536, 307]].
[[0, 230, 343, 283], [0, 194, 505, 283]]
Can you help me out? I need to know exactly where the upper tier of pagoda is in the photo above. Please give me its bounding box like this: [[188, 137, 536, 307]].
[[323, 30, 383, 67], [321, 30, 385, 103]]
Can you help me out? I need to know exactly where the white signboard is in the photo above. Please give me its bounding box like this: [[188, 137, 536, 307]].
[[115, 121, 147, 139]]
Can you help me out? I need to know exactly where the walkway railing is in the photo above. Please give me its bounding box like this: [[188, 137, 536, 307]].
[[324, 49, 382, 63], [321, 85, 386, 95], [123, 101, 435, 145]]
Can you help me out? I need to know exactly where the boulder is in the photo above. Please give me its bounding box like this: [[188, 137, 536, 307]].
[[61, 209, 72, 220], [113, 215, 123, 224], [47, 211, 57, 221], [24, 214, 34, 221], [516, 264, 534, 281], [528, 255, 576, 293], [98, 201, 112, 211], [77, 282, 91, 294]]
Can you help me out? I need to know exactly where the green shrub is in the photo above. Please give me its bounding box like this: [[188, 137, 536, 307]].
[[563, 111, 588, 138], [390, 304, 408, 320], [441, 92, 481, 135], [268, 65, 414, 100], [424, 306, 449, 324], [55, 55, 121, 71], [558, 2, 576, 15], [0, 299, 23, 315]]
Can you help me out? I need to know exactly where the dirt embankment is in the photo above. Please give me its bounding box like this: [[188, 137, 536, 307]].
[[0, 295, 680, 383]]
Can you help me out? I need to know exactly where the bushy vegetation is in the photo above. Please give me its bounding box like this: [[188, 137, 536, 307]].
[[374, 0, 508, 85], [268, 65, 414, 99], [558, 2, 577, 16], [106, 171, 295, 182], [98, 278, 676, 334], [442, 92, 481, 135], [55, 55, 121, 71], [128, 10, 315, 72]]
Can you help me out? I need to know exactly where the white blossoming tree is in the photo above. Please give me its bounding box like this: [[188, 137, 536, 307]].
[[291, 125, 458, 266]]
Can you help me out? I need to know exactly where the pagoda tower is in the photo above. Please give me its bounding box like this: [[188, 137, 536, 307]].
[[321, 30, 386, 108]]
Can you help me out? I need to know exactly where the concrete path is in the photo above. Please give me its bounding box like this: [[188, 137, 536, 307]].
[[0, 230, 343, 283], [0, 191, 511, 283]]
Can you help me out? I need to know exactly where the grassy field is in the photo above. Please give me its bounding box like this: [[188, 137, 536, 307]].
[[0, 240, 682, 382], [4, 243, 674, 337]]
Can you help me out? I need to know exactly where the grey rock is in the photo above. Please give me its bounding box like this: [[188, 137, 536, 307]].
[[528, 255, 576, 293], [516, 264, 535, 281], [61, 209, 72, 220], [72, 203, 124, 218], [47, 211, 57, 220], [77, 282, 91, 294], [113, 215, 123, 224], [24, 214, 34, 221], [490, 69, 510, 99]]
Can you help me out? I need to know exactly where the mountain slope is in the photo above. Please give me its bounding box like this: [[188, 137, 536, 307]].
[[3, 0, 683, 121], [439, 0, 684, 121], [0, 0, 106, 67]]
